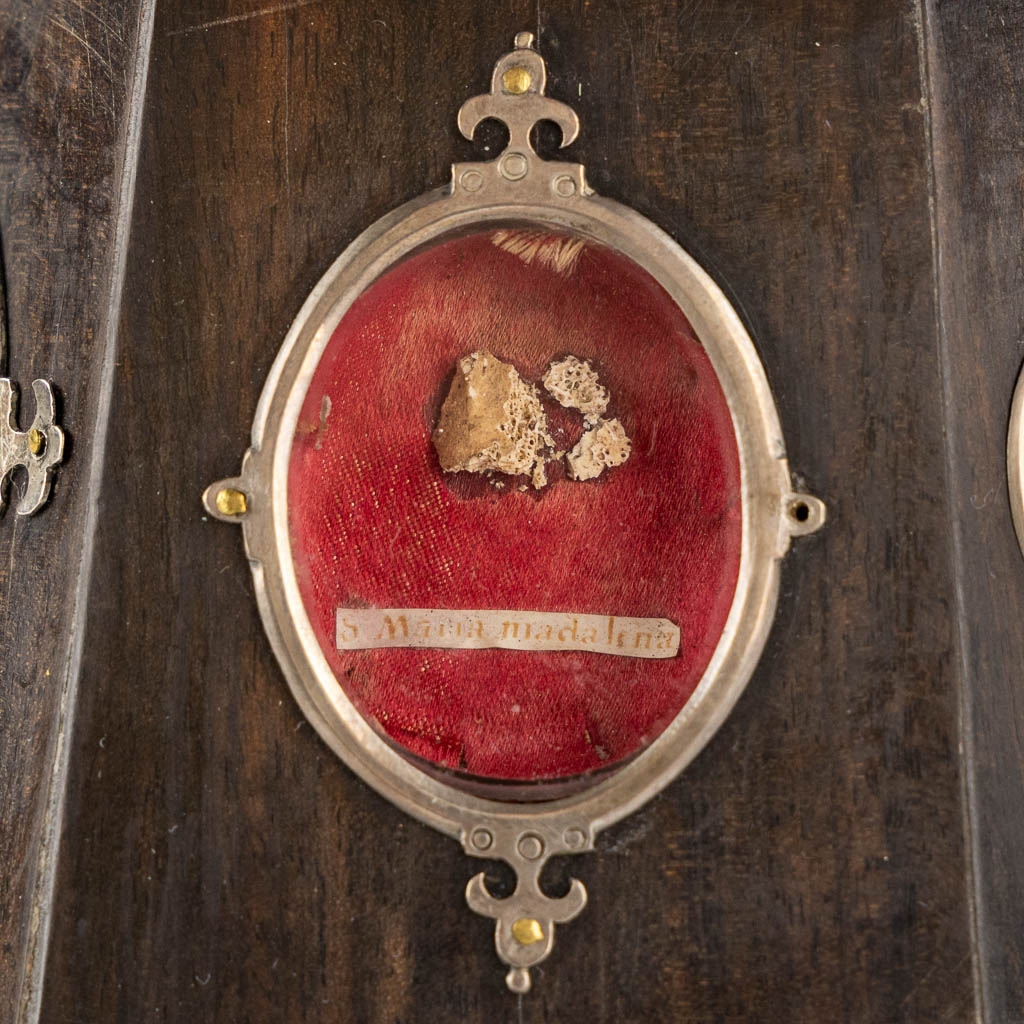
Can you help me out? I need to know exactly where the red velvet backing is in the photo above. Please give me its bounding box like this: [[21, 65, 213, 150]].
[[287, 229, 741, 781]]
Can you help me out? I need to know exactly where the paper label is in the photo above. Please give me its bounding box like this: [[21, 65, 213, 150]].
[[335, 608, 679, 659]]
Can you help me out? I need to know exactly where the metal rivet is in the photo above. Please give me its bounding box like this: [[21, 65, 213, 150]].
[[470, 827, 493, 851], [511, 918, 545, 946], [28, 428, 45, 457], [215, 488, 248, 517], [564, 828, 586, 849], [513, 31, 534, 50], [517, 833, 544, 860], [499, 152, 529, 181], [553, 174, 577, 197], [502, 66, 532, 95], [459, 169, 484, 192]]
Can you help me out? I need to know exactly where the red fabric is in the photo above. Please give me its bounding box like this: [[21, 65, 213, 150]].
[[288, 229, 741, 781]]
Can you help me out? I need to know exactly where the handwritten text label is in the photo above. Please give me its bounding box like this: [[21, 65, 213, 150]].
[[335, 609, 679, 660]]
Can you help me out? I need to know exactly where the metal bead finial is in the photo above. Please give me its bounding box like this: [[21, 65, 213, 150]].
[[506, 967, 531, 994]]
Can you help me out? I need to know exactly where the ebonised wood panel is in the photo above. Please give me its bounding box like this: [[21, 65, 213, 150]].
[[926, 3, 1024, 1019], [0, 1, 147, 1019], [3, 0, 1021, 1020]]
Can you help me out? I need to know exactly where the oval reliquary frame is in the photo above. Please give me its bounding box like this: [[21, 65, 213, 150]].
[[204, 32, 825, 993]]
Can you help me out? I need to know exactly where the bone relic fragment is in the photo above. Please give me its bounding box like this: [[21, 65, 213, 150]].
[[433, 350, 554, 488], [566, 418, 631, 481], [542, 355, 609, 423]]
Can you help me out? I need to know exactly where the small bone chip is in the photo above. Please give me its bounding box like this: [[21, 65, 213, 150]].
[[542, 355, 609, 423], [433, 350, 553, 488], [566, 418, 632, 481]]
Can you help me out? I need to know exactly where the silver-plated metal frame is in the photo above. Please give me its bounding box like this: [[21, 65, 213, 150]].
[[204, 32, 824, 992], [1010, 362, 1024, 555]]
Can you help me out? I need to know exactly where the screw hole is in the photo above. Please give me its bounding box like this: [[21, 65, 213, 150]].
[[791, 501, 810, 523]]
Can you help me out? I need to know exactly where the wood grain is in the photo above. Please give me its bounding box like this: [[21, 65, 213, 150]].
[[925, 3, 1024, 1019], [0, 1, 147, 1019], [3, 0, 1018, 1019]]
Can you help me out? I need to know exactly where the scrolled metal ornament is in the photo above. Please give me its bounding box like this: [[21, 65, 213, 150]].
[[205, 33, 825, 991], [0, 231, 64, 517]]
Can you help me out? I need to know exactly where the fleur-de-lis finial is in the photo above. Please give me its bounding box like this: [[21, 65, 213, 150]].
[[462, 821, 591, 993], [0, 378, 64, 515], [466, 868, 587, 994], [0, 229, 64, 517], [452, 32, 589, 200]]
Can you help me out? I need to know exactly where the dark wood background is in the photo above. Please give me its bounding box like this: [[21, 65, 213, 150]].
[[2, 1, 1022, 1020]]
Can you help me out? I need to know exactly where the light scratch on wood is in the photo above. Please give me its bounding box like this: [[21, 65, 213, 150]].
[[284, 13, 291, 194], [167, 0, 319, 37], [64, 0, 123, 42], [49, 14, 111, 74]]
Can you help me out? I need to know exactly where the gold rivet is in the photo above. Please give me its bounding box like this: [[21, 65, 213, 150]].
[[502, 66, 532, 94], [215, 488, 248, 517], [28, 428, 45, 456], [511, 918, 544, 945]]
